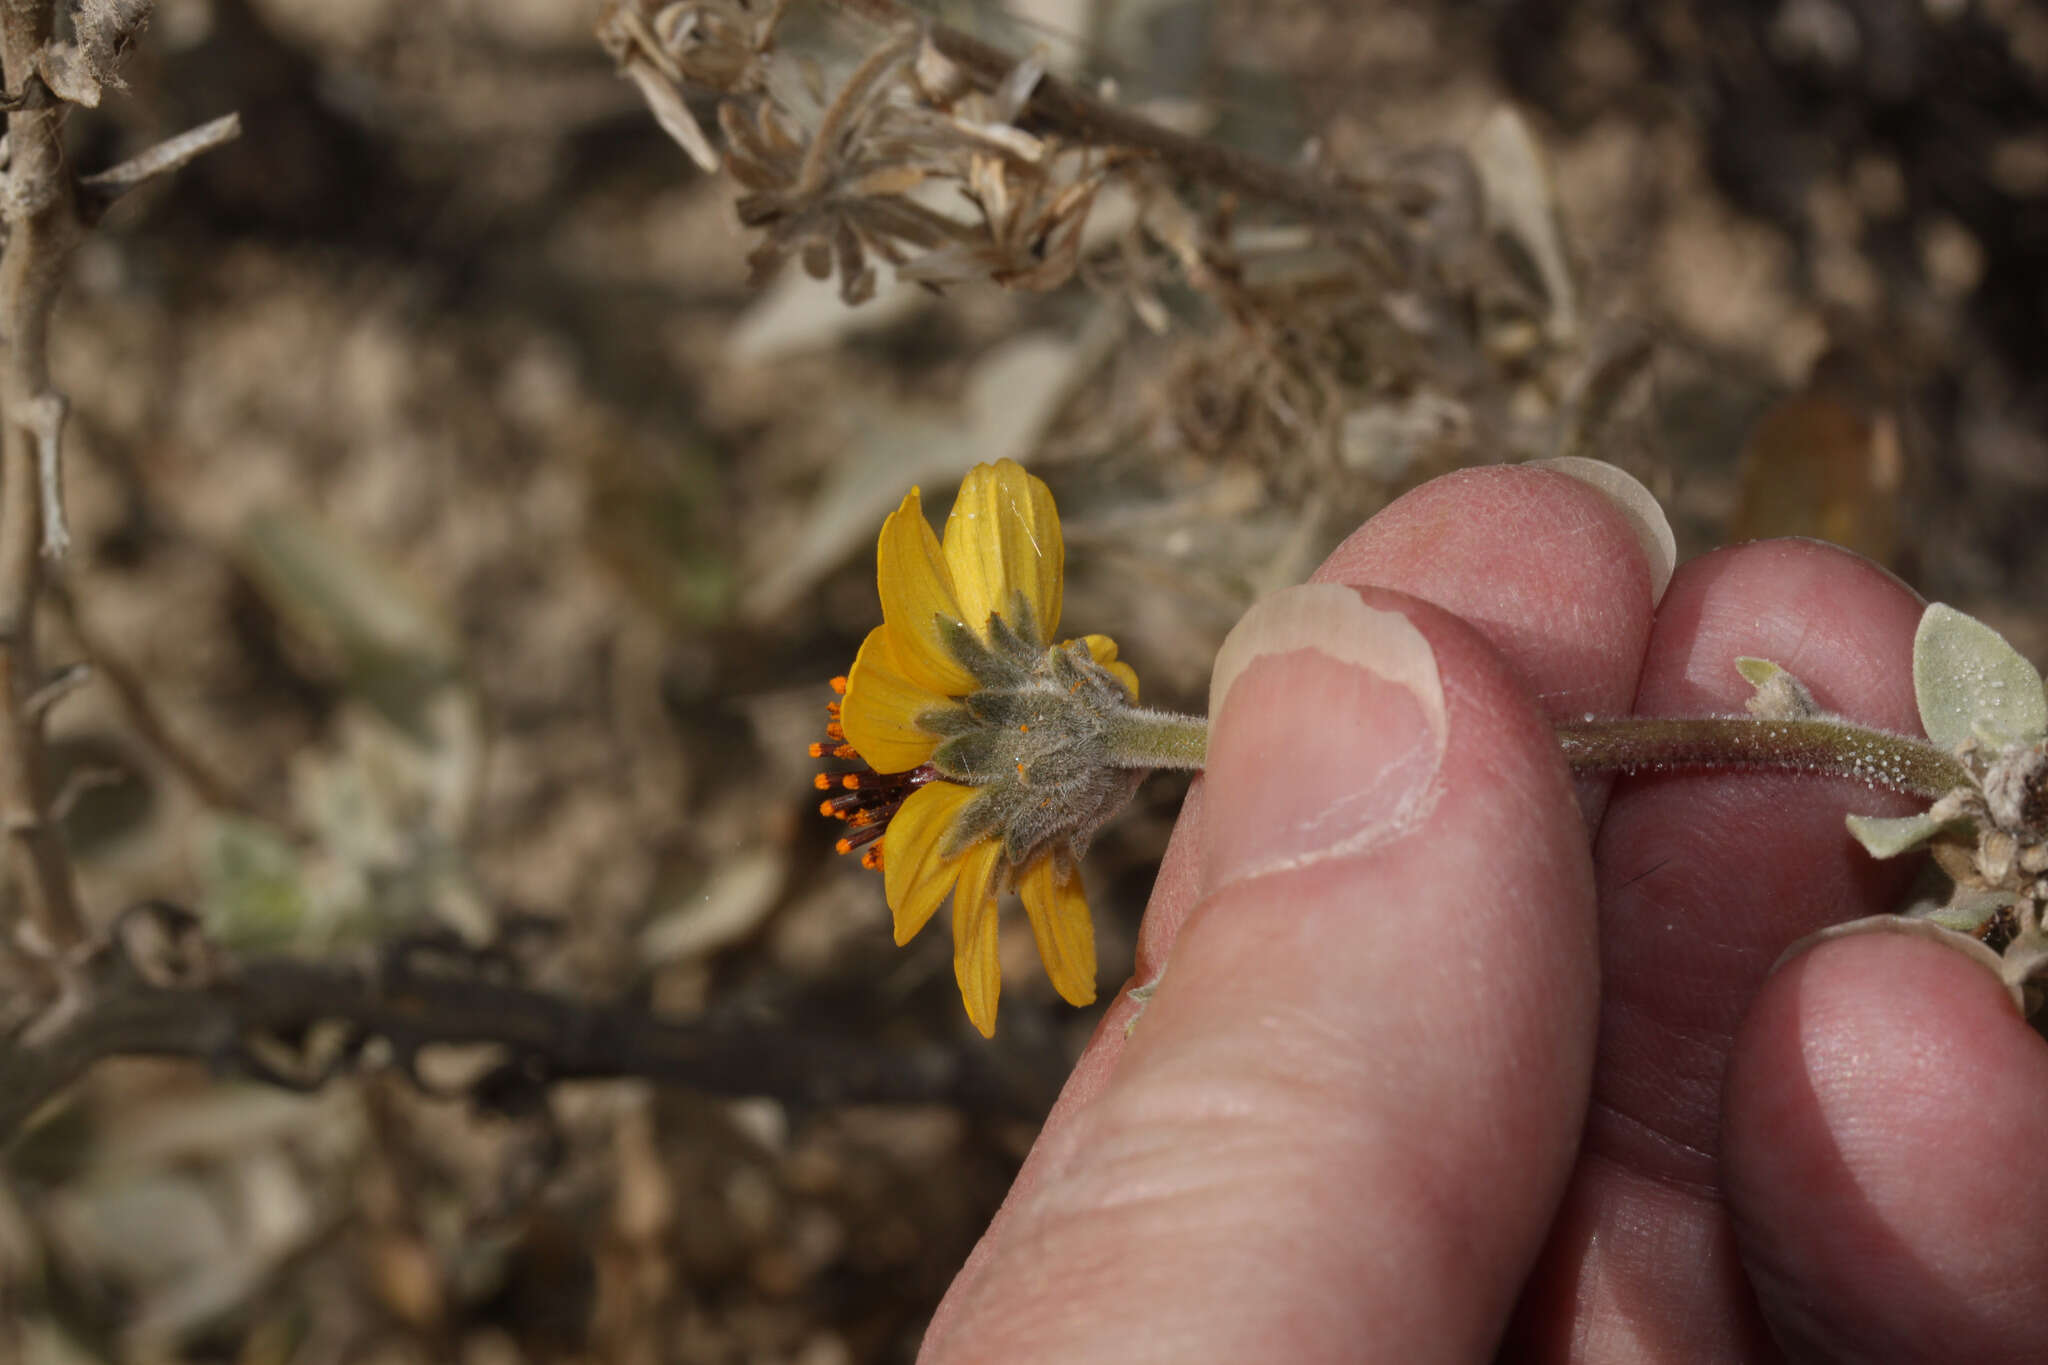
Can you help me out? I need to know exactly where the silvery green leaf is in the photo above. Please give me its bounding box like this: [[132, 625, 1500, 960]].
[[1735, 656, 1784, 688], [1917, 886, 2019, 935], [1912, 603, 2048, 752], [1845, 810, 1966, 859], [1735, 656, 1818, 718]]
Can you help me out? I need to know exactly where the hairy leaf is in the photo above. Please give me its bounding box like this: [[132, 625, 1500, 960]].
[[1736, 655, 1819, 718], [1912, 603, 2047, 752]]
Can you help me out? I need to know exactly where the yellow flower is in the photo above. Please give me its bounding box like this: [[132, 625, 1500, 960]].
[[813, 459, 1140, 1036]]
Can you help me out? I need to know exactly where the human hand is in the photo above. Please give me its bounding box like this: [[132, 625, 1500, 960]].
[[918, 464, 2048, 1363]]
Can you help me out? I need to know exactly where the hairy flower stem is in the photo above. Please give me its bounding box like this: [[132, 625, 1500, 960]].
[[0, 0, 89, 951], [1102, 710, 1208, 771], [1554, 716, 1971, 801], [1134, 712, 1969, 802]]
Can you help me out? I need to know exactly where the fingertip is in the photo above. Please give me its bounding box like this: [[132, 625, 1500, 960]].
[[1526, 456, 1676, 604], [1311, 464, 1659, 722], [1726, 932, 2048, 1362]]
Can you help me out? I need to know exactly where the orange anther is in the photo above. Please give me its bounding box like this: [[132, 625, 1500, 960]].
[[834, 836, 855, 855], [829, 676, 848, 694], [807, 741, 827, 758], [813, 773, 831, 790]]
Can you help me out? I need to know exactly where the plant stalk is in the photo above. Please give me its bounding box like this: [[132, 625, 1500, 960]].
[[0, 0, 86, 950], [1110, 711, 1971, 804], [1103, 709, 1208, 770], [1555, 715, 1970, 801]]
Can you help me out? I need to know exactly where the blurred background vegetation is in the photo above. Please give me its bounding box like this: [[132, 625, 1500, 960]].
[[3, 0, 2046, 1359]]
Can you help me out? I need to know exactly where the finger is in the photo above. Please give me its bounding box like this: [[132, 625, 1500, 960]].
[[921, 584, 1601, 1363], [1138, 462, 1668, 1007], [1311, 459, 1672, 722], [1505, 539, 1928, 1358], [1726, 932, 2048, 1363]]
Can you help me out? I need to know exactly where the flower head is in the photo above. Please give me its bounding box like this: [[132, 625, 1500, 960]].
[[814, 459, 1145, 1036]]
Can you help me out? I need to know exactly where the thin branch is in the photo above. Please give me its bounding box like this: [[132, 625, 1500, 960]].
[[0, 3, 236, 954], [23, 388, 62, 554], [0, 0, 88, 949], [20, 655, 79, 715], [78, 111, 241, 214], [0, 909, 1057, 1142]]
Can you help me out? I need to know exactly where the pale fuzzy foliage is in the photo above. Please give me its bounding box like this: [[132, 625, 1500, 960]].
[[602, 1, 1110, 306], [603, 0, 1634, 508]]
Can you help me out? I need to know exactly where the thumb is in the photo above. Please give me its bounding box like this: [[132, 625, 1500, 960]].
[[921, 583, 1600, 1364]]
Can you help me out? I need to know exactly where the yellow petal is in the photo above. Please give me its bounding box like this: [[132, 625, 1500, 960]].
[[877, 487, 977, 695], [1079, 633, 1138, 701], [882, 780, 980, 945], [943, 460, 1062, 647], [1017, 856, 1097, 1007], [841, 626, 946, 773], [1079, 633, 1118, 664], [950, 837, 1004, 1037]]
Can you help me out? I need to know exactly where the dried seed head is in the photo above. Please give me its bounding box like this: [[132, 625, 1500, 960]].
[[1980, 738, 2048, 836]]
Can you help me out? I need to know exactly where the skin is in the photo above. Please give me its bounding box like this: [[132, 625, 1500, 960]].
[[916, 465, 2048, 1363]]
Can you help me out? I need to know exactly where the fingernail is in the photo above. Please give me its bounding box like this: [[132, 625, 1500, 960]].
[[1529, 456, 1676, 604], [1202, 583, 1447, 890]]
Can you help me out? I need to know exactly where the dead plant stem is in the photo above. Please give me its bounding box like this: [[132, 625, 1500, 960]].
[[0, 909, 1059, 1142], [0, 0, 85, 949]]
